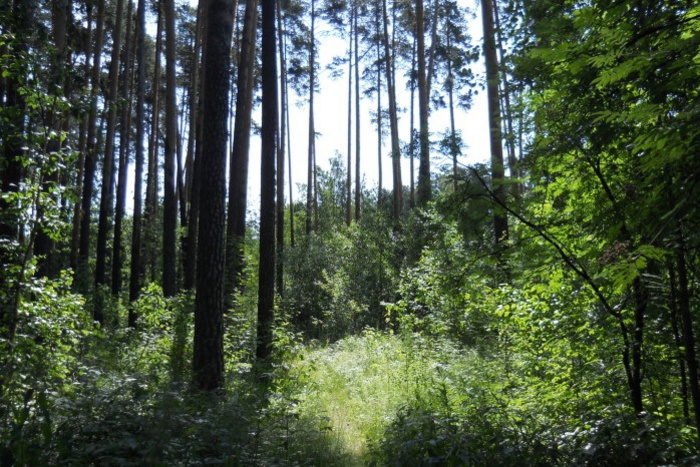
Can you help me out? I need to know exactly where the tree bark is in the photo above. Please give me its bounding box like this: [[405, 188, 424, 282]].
[[226, 0, 258, 303], [129, 0, 147, 324], [481, 0, 508, 245], [78, 0, 106, 294], [35, 0, 72, 278], [257, 0, 278, 361], [185, 150, 202, 291], [426, 0, 439, 96], [276, 2, 287, 293], [70, 3, 92, 272], [284, 22, 295, 247], [194, 0, 235, 391], [409, 37, 416, 207], [416, 0, 431, 206], [675, 228, 700, 438], [113, 0, 135, 297], [382, 0, 402, 224], [375, 2, 382, 209], [145, 9, 162, 284], [163, 0, 179, 297], [177, 90, 188, 232], [354, 2, 361, 222], [669, 260, 691, 424], [95, 0, 125, 303], [346, 7, 353, 227], [493, 0, 520, 204], [306, 0, 317, 236], [447, 32, 458, 191], [184, 2, 205, 291]]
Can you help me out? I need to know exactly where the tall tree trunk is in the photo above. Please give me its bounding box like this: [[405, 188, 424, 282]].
[[493, 0, 520, 204], [184, 2, 205, 291], [78, 0, 106, 294], [284, 22, 295, 247], [185, 152, 201, 290], [416, 0, 431, 206], [375, 2, 382, 209], [669, 260, 691, 424], [70, 3, 93, 272], [409, 37, 416, 207], [257, 0, 278, 361], [313, 132, 319, 230], [129, 0, 147, 324], [354, 2, 361, 222], [145, 10, 162, 284], [176, 89, 188, 290], [95, 0, 125, 303], [177, 91, 188, 232], [382, 0, 402, 223], [447, 33, 458, 191], [113, 0, 135, 297], [345, 8, 353, 227], [276, 2, 287, 293], [306, 0, 317, 236], [35, 0, 72, 278], [194, 0, 235, 392], [426, 0, 439, 96], [629, 276, 646, 415], [481, 0, 508, 245], [163, 0, 179, 297], [226, 0, 258, 304], [675, 227, 700, 438], [0, 6, 5, 105]]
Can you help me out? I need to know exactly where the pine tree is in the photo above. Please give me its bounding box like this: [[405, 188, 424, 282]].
[[226, 0, 258, 303], [257, 0, 278, 361], [193, 0, 236, 391], [162, 0, 179, 297]]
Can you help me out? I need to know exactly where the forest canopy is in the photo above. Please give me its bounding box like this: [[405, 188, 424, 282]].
[[2, 0, 700, 464]]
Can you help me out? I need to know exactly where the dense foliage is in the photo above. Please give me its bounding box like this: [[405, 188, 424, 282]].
[[2, 0, 700, 465]]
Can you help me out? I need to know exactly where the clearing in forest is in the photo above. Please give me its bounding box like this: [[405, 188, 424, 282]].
[[284, 331, 483, 465]]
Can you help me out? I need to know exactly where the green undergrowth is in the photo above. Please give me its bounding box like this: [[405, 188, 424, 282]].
[[285, 330, 487, 465], [284, 330, 699, 466], [3, 277, 698, 466]]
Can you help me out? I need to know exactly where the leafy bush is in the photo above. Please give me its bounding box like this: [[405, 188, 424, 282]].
[[388, 219, 498, 349], [283, 211, 397, 342], [0, 271, 90, 465], [371, 357, 700, 466]]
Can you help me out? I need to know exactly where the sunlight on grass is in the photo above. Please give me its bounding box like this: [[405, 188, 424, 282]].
[[288, 330, 479, 464]]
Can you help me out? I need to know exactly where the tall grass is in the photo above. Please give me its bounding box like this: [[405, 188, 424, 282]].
[[286, 330, 482, 465]]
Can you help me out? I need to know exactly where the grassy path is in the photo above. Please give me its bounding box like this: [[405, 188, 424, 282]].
[[283, 331, 476, 465]]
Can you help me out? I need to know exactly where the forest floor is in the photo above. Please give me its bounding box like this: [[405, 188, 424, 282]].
[[283, 330, 479, 465]]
